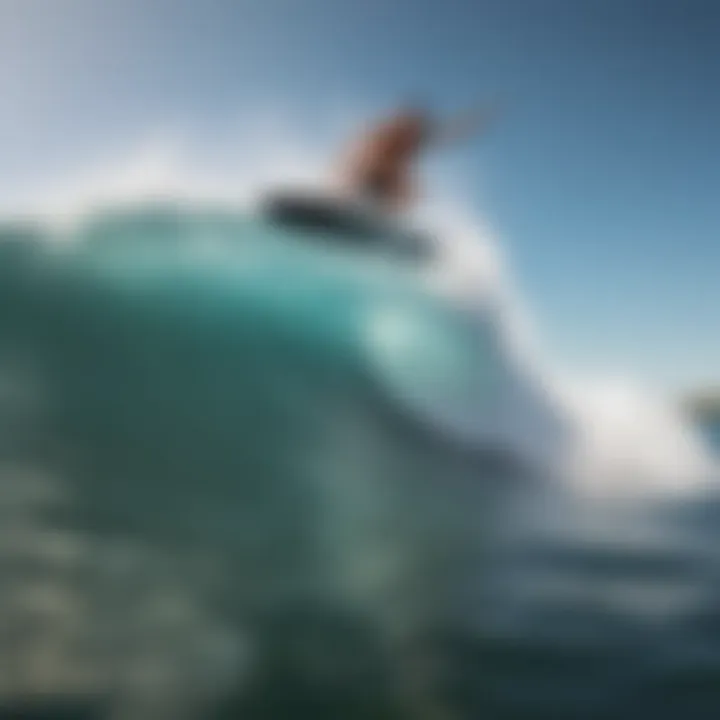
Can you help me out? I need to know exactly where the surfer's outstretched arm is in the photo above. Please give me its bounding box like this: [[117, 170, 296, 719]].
[[430, 106, 499, 147]]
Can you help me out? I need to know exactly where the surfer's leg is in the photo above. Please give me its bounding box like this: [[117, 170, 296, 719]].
[[362, 171, 390, 202], [385, 172, 416, 211], [353, 168, 415, 212]]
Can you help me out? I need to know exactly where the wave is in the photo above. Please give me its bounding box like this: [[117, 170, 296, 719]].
[[1, 122, 715, 503], [0, 117, 718, 718]]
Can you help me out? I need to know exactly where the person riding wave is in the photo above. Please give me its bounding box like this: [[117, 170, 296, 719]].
[[335, 103, 494, 211]]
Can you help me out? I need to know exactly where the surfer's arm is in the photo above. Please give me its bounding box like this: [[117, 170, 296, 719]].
[[430, 107, 497, 147]]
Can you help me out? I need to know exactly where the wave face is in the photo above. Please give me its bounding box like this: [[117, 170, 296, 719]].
[[0, 203, 529, 716], [0, 195, 717, 719]]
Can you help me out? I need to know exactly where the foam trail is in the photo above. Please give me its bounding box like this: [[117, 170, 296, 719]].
[[2, 117, 716, 498], [427, 211, 715, 495]]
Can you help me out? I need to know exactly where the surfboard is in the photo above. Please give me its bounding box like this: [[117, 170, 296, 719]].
[[261, 190, 434, 262]]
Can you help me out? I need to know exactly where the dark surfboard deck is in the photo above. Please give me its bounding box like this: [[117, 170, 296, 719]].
[[261, 190, 434, 262]]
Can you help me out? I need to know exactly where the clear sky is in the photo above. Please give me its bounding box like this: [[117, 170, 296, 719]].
[[1, 0, 718, 392]]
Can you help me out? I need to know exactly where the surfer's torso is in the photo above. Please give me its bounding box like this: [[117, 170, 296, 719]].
[[341, 114, 432, 208]]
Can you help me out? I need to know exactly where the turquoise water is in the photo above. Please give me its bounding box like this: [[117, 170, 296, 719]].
[[0, 206, 718, 719]]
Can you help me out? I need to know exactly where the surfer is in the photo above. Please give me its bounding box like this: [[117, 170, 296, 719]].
[[335, 104, 494, 212]]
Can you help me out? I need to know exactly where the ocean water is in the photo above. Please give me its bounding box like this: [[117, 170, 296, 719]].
[[0, 203, 718, 720], [701, 420, 720, 452]]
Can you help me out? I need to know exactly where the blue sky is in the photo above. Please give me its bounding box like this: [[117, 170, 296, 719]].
[[1, 0, 718, 392]]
